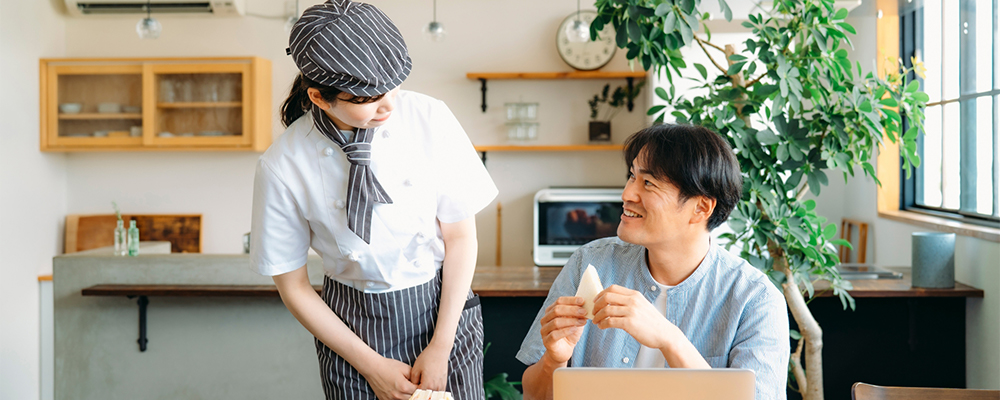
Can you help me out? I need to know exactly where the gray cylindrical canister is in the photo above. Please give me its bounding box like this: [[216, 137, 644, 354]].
[[911, 232, 956, 288]]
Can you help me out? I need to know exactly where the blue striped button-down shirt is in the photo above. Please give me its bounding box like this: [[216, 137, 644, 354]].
[[516, 237, 789, 400]]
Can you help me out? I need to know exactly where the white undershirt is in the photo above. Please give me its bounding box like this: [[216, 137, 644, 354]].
[[633, 280, 673, 368]]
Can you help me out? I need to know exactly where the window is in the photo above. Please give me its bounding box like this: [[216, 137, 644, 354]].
[[900, 0, 999, 227]]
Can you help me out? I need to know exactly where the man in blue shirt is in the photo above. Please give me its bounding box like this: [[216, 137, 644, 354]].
[[517, 124, 789, 400]]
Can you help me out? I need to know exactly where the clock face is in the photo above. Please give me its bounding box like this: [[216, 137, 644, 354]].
[[556, 10, 617, 71]]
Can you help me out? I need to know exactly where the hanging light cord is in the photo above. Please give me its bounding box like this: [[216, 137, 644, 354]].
[[575, 0, 581, 21], [433, 0, 438, 23]]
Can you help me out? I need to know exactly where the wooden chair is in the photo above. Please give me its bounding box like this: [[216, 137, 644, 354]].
[[852, 382, 1000, 400], [65, 214, 202, 254], [839, 218, 869, 263]]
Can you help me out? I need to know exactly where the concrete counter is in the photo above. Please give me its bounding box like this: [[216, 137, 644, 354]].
[[53, 245, 325, 400]]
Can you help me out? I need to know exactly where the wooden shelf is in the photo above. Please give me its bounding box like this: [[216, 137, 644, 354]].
[[58, 113, 142, 120], [157, 102, 242, 108], [474, 144, 623, 152], [466, 70, 646, 113], [466, 71, 647, 80]]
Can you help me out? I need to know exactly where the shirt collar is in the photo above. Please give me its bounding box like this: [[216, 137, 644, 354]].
[[638, 237, 717, 293]]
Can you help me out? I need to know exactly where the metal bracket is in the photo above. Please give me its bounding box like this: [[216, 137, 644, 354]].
[[626, 77, 635, 112], [479, 151, 487, 165], [478, 78, 488, 113], [127, 295, 149, 352]]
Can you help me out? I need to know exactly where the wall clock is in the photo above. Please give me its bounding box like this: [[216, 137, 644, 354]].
[[556, 10, 617, 71]]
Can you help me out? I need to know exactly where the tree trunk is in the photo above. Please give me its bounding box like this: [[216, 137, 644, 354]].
[[772, 251, 825, 400]]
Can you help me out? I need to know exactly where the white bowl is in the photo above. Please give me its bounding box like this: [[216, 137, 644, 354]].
[[97, 102, 121, 113], [59, 103, 82, 114]]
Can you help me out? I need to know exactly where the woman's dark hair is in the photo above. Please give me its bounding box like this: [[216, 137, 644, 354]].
[[280, 74, 386, 127], [623, 124, 743, 230]]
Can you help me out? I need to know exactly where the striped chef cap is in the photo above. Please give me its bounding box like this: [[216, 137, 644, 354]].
[[287, 0, 412, 97]]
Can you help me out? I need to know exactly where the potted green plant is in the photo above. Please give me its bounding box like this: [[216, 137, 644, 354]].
[[587, 81, 645, 141], [591, 0, 928, 399]]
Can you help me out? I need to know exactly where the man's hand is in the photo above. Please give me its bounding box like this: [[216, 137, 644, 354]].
[[539, 296, 588, 364], [361, 356, 418, 400], [592, 285, 673, 350], [410, 341, 450, 391]]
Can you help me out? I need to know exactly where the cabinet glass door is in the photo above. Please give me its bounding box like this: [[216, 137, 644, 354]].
[[147, 63, 251, 147], [47, 64, 144, 148]]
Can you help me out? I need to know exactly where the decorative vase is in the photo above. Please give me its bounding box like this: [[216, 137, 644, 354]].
[[589, 121, 611, 142], [911, 232, 955, 288]]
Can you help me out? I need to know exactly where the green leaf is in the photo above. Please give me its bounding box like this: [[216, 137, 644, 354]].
[[776, 143, 789, 161], [858, 99, 872, 113], [808, 172, 821, 196], [647, 105, 666, 115], [680, 0, 695, 14], [905, 80, 920, 93], [879, 97, 898, 107], [718, 0, 733, 21], [831, 239, 853, 249], [823, 224, 837, 240], [727, 61, 746, 76], [663, 11, 677, 33], [913, 92, 930, 102], [694, 63, 708, 79], [678, 17, 694, 44], [756, 129, 779, 145], [790, 329, 802, 340], [627, 19, 642, 44], [655, 3, 672, 17], [834, 48, 848, 59], [616, 21, 629, 48], [655, 86, 669, 101], [728, 54, 747, 61], [834, 7, 849, 20], [803, 199, 816, 211]]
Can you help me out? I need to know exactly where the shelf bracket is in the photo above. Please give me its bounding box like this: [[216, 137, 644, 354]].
[[479, 151, 487, 165], [626, 77, 635, 112], [479, 78, 488, 113], [127, 295, 149, 352]]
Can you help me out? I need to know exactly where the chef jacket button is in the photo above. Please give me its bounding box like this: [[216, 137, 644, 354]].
[[623, 357, 630, 364], [348, 252, 360, 262], [335, 200, 345, 209], [417, 232, 426, 239], [365, 282, 374, 288], [403, 178, 413, 187], [323, 147, 334, 156]]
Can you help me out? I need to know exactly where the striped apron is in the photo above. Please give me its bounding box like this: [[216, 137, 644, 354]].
[[316, 270, 485, 400]]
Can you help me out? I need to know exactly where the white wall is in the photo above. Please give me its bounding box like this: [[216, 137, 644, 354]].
[[58, 0, 649, 267], [0, 1, 67, 400]]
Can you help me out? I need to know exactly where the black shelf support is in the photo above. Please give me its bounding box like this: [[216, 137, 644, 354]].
[[479, 78, 488, 113], [626, 77, 635, 112], [127, 295, 149, 352]]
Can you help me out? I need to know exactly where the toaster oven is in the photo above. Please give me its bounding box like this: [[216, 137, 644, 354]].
[[533, 187, 624, 267]]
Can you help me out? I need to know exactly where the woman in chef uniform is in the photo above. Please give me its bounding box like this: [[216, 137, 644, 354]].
[[250, 1, 497, 399]]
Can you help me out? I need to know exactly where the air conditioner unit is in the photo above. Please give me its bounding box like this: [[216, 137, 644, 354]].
[[64, 0, 245, 17]]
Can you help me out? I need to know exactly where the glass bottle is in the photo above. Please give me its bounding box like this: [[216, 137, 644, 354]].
[[127, 220, 140, 256], [114, 219, 127, 256]]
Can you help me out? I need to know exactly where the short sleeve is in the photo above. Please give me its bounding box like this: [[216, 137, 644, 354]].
[[515, 250, 586, 366], [728, 284, 790, 400], [249, 159, 310, 276], [432, 100, 498, 223]]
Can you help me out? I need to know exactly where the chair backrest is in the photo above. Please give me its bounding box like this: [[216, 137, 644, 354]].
[[65, 214, 202, 254], [852, 382, 1000, 400], [839, 218, 869, 263]]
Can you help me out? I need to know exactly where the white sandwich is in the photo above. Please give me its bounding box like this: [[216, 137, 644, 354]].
[[574, 264, 604, 319], [408, 389, 452, 400]]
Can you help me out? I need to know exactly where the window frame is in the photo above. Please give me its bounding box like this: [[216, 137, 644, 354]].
[[898, 0, 1000, 229], [875, 0, 1000, 243]]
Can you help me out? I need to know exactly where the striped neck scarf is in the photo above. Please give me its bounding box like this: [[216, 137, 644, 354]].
[[311, 105, 392, 244]]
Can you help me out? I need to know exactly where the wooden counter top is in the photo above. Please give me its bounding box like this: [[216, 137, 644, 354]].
[[80, 265, 983, 299]]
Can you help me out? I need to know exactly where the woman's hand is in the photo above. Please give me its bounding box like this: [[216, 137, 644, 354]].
[[362, 356, 418, 400], [410, 341, 451, 391]]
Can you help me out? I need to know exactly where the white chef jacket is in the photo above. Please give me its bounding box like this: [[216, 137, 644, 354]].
[[250, 90, 498, 292]]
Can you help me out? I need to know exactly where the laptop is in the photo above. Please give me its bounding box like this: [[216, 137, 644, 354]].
[[553, 368, 755, 400]]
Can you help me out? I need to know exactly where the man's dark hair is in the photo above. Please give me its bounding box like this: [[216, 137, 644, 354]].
[[623, 124, 743, 230]]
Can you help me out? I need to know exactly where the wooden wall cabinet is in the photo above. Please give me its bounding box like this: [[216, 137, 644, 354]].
[[40, 57, 271, 152]]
